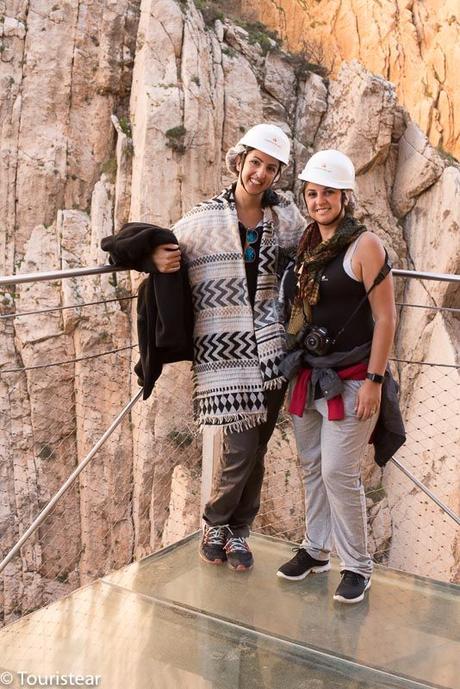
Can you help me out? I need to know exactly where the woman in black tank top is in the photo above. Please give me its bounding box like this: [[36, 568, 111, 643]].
[[277, 150, 397, 604], [310, 245, 374, 351]]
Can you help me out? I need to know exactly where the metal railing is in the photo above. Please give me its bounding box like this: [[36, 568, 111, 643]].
[[0, 391, 143, 573], [0, 265, 127, 287], [0, 263, 459, 626], [1, 264, 459, 287]]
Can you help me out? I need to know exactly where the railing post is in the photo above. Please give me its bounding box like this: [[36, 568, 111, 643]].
[[201, 427, 223, 515]]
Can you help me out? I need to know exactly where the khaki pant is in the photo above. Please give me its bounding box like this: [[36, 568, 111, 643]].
[[291, 380, 378, 578], [203, 386, 286, 537]]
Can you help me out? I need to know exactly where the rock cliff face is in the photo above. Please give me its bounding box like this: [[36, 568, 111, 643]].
[[0, 0, 458, 624], [240, 0, 460, 160]]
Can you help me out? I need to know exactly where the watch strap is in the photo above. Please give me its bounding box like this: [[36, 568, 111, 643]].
[[366, 372, 384, 384]]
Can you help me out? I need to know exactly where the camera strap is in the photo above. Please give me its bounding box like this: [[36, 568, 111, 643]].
[[332, 249, 391, 344]]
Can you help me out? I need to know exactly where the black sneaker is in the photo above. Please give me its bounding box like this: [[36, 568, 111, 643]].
[[224, 536, 254, 571], [333, 570, 371, 604], [277, 547, 330, 581], [199, 525, 229, 565]]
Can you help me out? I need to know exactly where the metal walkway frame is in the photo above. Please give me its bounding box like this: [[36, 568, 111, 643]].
[[1, 263, 459, 578]]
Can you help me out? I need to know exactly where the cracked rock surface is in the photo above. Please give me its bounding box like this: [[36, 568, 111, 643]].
[[241, 0, 460, 159], [0, 0, 459, 624]]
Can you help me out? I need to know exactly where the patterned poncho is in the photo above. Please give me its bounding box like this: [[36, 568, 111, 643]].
[[173, 187, 306, 433]]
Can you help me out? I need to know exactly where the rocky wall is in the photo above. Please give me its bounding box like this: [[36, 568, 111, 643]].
[[0, 0, 459, 625], [0, 0, 142, 623], [240, 0, 460, 160]]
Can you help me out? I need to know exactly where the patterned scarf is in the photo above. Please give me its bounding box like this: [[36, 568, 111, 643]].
[[173, 186, 306, 433], [288, 215, 366, 335]]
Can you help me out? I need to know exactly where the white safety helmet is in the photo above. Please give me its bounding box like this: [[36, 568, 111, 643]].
[[298, 149, 355, 190], [237, 124, 290, 165]]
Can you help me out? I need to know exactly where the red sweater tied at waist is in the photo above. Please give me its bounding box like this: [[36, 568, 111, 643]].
[[289, 362, 368, 420]]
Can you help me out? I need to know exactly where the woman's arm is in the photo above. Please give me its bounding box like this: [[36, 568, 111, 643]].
[[353, 232, 397, 420]]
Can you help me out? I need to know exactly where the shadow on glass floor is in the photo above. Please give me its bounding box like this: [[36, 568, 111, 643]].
[[0, 533, 458, 689]]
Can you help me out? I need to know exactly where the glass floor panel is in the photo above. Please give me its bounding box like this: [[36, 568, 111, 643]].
[[103, 533, 459, 688], [0, 581, 420, 689], [0, 533, 458, 689]]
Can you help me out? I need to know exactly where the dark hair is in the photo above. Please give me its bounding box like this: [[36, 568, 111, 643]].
[[262, 189, 280, 207], [342, 191, 355, 216]]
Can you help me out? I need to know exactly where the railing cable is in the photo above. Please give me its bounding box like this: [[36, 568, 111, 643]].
[[389, 358, 459, 369], [0, 295, 136, 320], [0, 298, 457, 322], [1, 351, 455, 376], [0, 389, 144, 575], [0, 344, 139, 374], [396, 303, 460, 313]]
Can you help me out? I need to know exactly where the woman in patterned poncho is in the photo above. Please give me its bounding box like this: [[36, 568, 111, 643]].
[[152, 123, 306, 571]]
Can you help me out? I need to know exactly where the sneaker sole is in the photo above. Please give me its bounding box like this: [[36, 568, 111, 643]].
[[199, 551, 226, 565], [227, 562, 253, 572], [333, 578, 371, 604], [276, 562, 331, 581]]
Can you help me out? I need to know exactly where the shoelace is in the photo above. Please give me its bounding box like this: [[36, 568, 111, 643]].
[[224, 536, 249, 554], [290, 546, 308, 560], [341, 571, 364, 585], [204, 526, 229, 546]]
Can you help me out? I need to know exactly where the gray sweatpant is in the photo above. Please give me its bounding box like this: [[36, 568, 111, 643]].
[[291, 379, 378, 578]]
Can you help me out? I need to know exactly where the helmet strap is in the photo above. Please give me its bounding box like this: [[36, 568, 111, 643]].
[[237, 149, 250, 195], [273, 164, 283, 184]]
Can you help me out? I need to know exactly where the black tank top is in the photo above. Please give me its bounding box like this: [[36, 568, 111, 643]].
[[311, 247, 374, 352]]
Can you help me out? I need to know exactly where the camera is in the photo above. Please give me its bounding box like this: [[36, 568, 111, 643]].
[[297, 324, 335, 356]]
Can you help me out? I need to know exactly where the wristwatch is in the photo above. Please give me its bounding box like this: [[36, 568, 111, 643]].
[[366, 372, 384, 384]]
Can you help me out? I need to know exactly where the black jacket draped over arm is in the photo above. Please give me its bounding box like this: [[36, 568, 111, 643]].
[[101, 222, 194, 400]]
